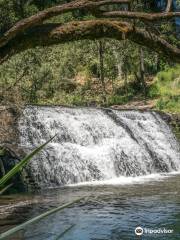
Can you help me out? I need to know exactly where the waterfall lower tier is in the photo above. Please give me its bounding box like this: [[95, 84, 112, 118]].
[[18, 106, 180, 188]]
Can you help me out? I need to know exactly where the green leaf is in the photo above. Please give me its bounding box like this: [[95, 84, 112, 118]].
[[0, 135, 56, 188]]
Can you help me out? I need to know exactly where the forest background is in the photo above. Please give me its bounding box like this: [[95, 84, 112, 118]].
[[0, 0, 180, 113]]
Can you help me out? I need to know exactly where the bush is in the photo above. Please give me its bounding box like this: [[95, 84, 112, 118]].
[[156, 96, 180, 113], [107, 94, 133, 106], [148, 84, 159, 98]]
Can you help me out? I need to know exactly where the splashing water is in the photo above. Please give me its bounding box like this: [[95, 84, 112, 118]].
[[18, 106, 180, 188]]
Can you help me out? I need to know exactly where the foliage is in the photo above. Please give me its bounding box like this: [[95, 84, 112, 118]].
[[149, 65, 180, 113], [0, 38, 161, 105], [0, 0, 179, 112]]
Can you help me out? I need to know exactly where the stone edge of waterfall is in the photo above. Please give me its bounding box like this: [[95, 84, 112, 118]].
[[22, 104, 180, 143]]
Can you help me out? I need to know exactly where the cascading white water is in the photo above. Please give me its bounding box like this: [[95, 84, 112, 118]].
[[18, 106, 180, 188]]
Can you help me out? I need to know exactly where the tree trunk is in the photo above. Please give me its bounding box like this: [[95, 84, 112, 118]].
[[113, 49, 123, 79], [124, 70, 128, 96], [98, 40, 106, 103], [155, 53, 160, 72], [139, 47, 147, 102], [166, 0, 173, 12]]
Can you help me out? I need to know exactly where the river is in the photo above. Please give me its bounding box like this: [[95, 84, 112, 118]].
[[0, 172, 180, 239]]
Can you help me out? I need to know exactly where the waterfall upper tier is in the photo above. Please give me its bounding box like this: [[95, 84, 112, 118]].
[[18, 106, 180, 188]]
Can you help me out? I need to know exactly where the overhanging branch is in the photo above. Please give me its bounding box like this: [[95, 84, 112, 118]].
[[0, 0, 129, 49], [0, 0, 179, 65], [1, 20, 180, 64], [100, 11, 180, 21]]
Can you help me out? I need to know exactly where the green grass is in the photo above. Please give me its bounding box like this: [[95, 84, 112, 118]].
[[149, 65, 180, 113], [106, 94, 133, 106]]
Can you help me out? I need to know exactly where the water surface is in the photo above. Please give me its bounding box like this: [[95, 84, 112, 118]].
[[0, 173, 180, 240]]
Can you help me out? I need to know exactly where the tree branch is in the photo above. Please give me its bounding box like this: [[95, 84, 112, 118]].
[[99, 11, 180, 21], [1, 20, 180, 64], [0, 0, 129, 49]]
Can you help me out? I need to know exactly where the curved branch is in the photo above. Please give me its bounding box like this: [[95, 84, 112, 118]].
[[0, 0, 129, 49], [100, 11, 180, 21], [1, 20, 180, 64]]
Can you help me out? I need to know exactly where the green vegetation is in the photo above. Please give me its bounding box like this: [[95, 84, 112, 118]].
[[0, 40, 171, 107], [0, 1, 179, 112], [0, 42, 179, 112], [0, 1, 179, 113], [149, 65, 180, 113]]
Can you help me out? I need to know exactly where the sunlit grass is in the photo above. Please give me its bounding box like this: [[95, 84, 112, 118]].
[[149, 65, 180, 113]]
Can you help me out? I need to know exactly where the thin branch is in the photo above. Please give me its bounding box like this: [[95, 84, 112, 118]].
[[100, 11, 180, 21]]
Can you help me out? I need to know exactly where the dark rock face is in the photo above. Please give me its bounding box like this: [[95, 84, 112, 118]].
[[0, 106, 19, 145], [0, 148, 27, 192], [0, 106, 27, 192], [0, 106, 19, 179]]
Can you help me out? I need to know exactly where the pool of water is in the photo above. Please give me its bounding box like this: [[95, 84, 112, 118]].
[[0, 173, 180, 240]]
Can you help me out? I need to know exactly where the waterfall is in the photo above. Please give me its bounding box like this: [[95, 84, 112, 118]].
[[18, 106, 180, 188]]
